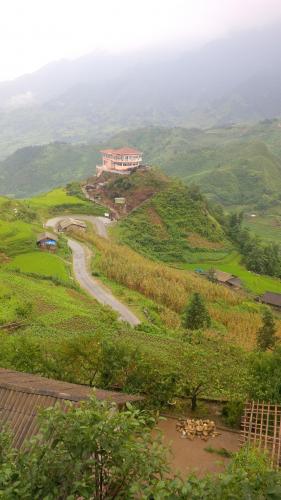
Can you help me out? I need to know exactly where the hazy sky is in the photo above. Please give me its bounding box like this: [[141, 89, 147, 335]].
[[0, 0, 281, 81]]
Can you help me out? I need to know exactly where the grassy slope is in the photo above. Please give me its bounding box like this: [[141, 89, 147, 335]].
[[26, 187, 104, 216], [109, 171, 280, 293], [181, 252, 281, 295], [6, 252, 71, 283], [115, 180, 230, 263], [0, 268, 121, 335]]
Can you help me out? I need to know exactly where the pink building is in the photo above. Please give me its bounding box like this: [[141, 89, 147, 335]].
[[96, 147, 142, 176]]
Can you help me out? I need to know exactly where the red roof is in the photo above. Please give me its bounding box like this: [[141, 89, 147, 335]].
[[100, 147, 141, 156]]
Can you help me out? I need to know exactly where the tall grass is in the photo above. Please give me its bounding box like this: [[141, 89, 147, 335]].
[[73, 230, 281, 349]]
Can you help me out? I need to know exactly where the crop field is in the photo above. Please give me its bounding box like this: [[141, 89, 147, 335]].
[[0, 268, 122, 335], [77, 230, 281, 350], [244, 213, 281, 245], [6, 251, 71, 283], [26, 187, 104, 216], [0, 219, 38, 256]]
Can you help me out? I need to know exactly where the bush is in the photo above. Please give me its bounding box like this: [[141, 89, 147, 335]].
[[222, 400, 244, 428]]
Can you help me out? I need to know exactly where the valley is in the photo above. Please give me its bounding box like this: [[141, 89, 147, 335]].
[[2, 3, 281, 495]]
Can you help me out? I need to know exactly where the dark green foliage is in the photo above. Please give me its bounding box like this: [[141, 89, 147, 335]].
[[222, 400, 244, 428], [65, 181, 85, 200], [184, 293, 211, 331], [257, 308, 277, 351], [204, 446, 232, 458], [226, 211, 281, 278], [249, 347, 281, 403], [1, 414, 280, 500], [0, 398, 168, 499]]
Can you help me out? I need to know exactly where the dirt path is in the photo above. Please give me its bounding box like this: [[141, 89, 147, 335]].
[[155, 417, 240, 478], [46, 215, 140, 326]]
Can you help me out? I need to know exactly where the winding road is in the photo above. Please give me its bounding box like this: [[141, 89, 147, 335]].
[[46, 215, 140, 326]]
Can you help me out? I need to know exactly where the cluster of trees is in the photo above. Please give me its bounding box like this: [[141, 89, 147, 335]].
[[227, 212, 281, 278], [0, 325, 248, 413], [1, 398, 280, 499]]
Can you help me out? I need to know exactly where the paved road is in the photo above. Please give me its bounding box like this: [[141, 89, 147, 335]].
[[46, 215, 112, 239], [46, 215, 140, 326]]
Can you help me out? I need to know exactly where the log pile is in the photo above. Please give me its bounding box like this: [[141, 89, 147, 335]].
[[176, 418, 220, 441]]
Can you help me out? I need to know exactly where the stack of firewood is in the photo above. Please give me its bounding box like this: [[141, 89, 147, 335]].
[[176, 418, 220, 441]]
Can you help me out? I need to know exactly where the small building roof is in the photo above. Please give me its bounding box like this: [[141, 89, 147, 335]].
[[260, 292, 281, 308], [226, 277, 242, 288], [0, 368, 143, 448], [58, 218, 87, 230], [214, 270, 234, 283], [100, 147, 141, 155], [36, 232, 58, 243]]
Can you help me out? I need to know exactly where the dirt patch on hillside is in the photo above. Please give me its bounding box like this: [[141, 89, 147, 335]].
[[0, 253, 10, 264], [187, 233, 225, 250], [155, 417, 239, 478], [85, 170, 168, 218]]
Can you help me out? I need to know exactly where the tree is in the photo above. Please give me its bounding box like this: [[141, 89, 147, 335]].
[[183, 292, 211, 330], [249, 347, 281, 403], [257, 308, 277, 351], [0, 398, 168, 499], [179, 343, 248, 411]]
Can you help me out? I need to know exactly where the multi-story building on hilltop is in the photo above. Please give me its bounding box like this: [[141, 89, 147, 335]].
[[96, 147, 142, 176]]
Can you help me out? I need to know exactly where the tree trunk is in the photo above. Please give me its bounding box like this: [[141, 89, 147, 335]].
[[191, 393, 197, 411]]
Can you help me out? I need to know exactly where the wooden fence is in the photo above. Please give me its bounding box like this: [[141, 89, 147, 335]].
[[241, 401, 281, 468]]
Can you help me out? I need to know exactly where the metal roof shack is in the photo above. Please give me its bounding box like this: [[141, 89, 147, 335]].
[[36, 232, 58, 244], [213, 270, 242, 289], [0, 368, 143, 448], [57, 218, 87, 232], [260, 292, 281, 309], [36, 232, 58, 251]]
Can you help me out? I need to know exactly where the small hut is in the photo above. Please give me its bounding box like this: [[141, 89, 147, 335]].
[[260, 292, 281, 309], [0, 368, 144, 449], [213, 270, 242, 289], [57, 218, 87, 232], [36, 232, 58, 251]]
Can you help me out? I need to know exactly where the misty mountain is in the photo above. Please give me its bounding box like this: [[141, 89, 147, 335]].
[[0, 24, 281, 159]]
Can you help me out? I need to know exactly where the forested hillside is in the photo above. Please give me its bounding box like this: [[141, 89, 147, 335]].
[[2, 120, 281, 212]]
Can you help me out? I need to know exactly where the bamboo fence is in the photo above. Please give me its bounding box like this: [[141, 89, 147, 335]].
[[241, 401, 281, 468]]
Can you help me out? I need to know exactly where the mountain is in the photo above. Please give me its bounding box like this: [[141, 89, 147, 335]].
[[0, 25, 281, 158], [109, 121, 281, 209], [1, 120, 281, 208]]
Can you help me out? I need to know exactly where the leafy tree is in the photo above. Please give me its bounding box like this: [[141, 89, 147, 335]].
[[179, 342, 248, 412], [257, 307, 277, 351], [0, 398, 168, 499], [183, 292, 211, 330], [1, 400, 280, 498], [249, 347, 281, 403]]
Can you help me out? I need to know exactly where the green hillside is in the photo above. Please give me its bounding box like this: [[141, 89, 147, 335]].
[[115, 179, 230, 263], [1, 120, 281, 212], [110, 123, 281, 209], [0, 143, 100, 198]]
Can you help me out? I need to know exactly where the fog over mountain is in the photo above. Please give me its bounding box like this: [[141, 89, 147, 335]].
[[0, 23, 280, 159]]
